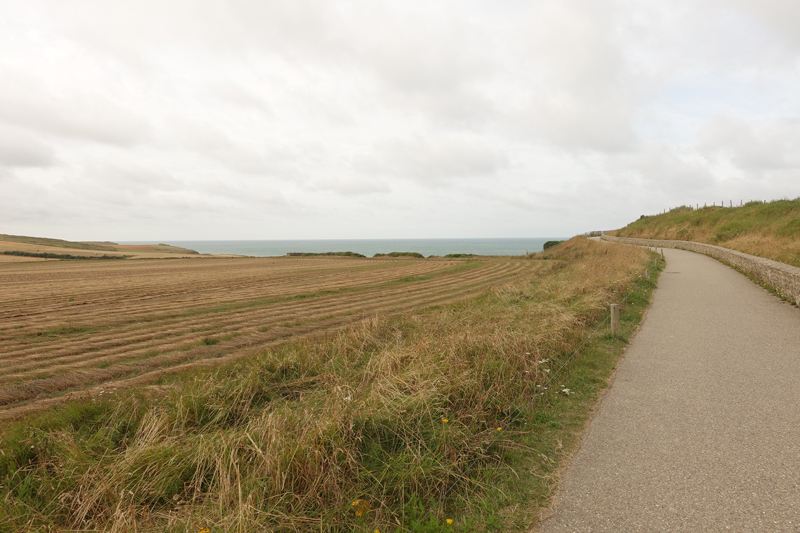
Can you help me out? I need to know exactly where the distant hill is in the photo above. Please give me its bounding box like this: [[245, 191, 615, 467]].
[[0, 234, 199, 257], [612, 198, 800, 267], [0, 234, 117, 251]]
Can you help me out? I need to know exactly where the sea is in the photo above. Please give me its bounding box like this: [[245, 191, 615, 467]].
[[120, 238, 565, 257]]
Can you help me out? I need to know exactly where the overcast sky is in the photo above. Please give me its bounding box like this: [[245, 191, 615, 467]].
[[1, 1, 799, 241]]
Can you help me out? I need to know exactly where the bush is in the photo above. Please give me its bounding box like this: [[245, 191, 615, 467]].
[[543, 240, 565, 250], [373, 252, 425, 258]]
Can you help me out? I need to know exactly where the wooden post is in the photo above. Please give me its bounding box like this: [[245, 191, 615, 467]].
[[645, 268, 650, 280], [610, 304, 619, 335]]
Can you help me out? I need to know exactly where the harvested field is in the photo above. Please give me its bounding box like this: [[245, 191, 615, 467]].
[[0, 255, 545, 417]]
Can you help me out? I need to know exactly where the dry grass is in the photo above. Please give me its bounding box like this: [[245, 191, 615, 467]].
[[0, 238, 652, 532]]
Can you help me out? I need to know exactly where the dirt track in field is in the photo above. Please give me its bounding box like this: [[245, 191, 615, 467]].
[[0, 256, 547, 417]]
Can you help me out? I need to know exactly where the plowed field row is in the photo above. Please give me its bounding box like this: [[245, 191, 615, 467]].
[[0, 260, 520, 367], [0, 260, 512, 364], [0, 256, 544, 415], [0, 259, 449, 325], [0, 263, 449, 334]]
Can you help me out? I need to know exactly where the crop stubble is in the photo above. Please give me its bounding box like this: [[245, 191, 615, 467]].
[[0, 256, 544, 416]]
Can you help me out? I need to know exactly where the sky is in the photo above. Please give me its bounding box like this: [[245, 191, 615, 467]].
[[1, 0, 799, 241]]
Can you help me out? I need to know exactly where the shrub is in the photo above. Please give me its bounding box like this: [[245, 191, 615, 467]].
[[542, 240, 564, 250]]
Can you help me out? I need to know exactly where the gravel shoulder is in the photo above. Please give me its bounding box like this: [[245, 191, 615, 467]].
[[537, 247, 800, 532]]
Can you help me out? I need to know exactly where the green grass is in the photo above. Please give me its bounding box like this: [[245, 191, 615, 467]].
[[0, 239, 656, 532], [24, 324, 97, 339]]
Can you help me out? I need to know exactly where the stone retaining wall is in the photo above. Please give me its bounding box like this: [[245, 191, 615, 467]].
[[601, 234, 800, 304]]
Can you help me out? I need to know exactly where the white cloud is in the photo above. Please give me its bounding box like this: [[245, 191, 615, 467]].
[[1, 0, 799, 240]]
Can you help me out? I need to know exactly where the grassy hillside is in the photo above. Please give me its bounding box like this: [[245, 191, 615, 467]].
[[0, 233, 117, 252], [0, 234, 200, 256], [614, 198, 800, 267], [0, 238, 656, 532]]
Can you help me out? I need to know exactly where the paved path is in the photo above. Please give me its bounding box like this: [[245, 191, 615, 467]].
[[538, 248, 800, 532]]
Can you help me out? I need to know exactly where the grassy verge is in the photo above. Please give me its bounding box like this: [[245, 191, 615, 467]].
[[614, 198, 800, 266], [0, 238, 658, 532]]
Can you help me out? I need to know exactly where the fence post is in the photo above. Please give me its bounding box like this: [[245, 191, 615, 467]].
[[645, 268, 650, 280], [610, 304, 619, 335]]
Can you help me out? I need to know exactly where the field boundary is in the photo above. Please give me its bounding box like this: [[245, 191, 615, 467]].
[[601, 234, 800, 304]]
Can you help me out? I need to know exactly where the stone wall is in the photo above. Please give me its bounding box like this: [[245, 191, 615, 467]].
[[601, 234, 800, 304]]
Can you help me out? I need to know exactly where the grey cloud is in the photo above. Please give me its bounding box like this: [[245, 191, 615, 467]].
[[310, 175, 391, 196], [610, 145, 716, 192], [210, 83, 274, 114], [0, 128, 56, 168], [0, 76, 150, 146], [167, 116, 302, 178], [726, 0, 800, 49], [58, 163, 187, 209], [505, 0, 641, 152], [359, 135, 508, 184], [698, 116, 800, 172]]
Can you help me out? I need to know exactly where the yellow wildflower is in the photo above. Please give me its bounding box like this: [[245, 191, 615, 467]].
[[442, 418, 449, 423], [351, 499, 371, 517], [447, 518, 454, 525]]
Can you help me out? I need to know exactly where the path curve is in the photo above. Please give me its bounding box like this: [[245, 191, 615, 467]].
[[538, 247, 800, 532]]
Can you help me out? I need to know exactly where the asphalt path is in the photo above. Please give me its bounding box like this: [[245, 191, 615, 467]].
[[537, 247, 800, 532]]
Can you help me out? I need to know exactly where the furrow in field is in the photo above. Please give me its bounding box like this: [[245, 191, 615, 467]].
[[0, 258, 541, 412], [0, 262, 535, 407], [0, 262, 513, 366], [0, 259, 430, 313], [0, 261, 454, 333], [0, 261, 486, 345], [0, 260, 439, 323], [0, 262, 524, 378], [0, 260, 452, 322]]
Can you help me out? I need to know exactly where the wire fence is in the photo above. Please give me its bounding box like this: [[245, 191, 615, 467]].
[[649, 199, 759, 217], [409, 266, 654, 531]]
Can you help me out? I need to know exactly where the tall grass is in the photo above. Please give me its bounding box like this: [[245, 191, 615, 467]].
[[0, 238, 650, 532], [615, 197, 800, 267]]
